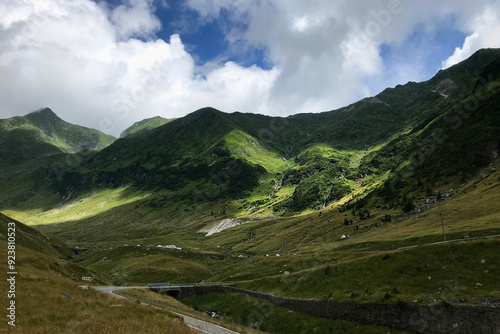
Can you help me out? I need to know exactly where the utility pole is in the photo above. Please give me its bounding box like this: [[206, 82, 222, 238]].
[[439, 212, 447, 242]]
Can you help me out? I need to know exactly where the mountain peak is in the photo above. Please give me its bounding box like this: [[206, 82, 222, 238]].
[[29, 107, 59, 119], [120, 116, 176, 138], [191, 107, 223, 117]]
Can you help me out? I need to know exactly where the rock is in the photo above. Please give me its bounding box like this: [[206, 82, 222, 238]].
[[62, 293, 73, 300]]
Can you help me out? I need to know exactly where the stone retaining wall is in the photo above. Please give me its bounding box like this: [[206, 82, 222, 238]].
[[174, 285, 499, 334]]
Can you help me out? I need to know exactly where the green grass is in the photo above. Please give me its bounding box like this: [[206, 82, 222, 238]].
[[185, 292, 408, 334], [18, 165, 499, 302], [7, 187, 150, 226], [120, 116, 175, 138], [233, 239, 500, 305], [74, 245, 214, 285], [116, 289, 262, 334], [224, 130, 289, 173]]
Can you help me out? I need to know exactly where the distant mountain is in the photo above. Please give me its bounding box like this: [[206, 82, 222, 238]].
[[120, 116, 176, 138], [0, 108, 117, 211], [0, 108, 115, 164]]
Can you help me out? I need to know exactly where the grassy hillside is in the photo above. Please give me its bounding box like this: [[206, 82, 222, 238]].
[[0, 108, 115, 158], [120, 116, 176, 138], [0, 50, 498, 330], [0, 214, 196, 333], [0, 108, 116, 217], [19, 49, 497, 221]]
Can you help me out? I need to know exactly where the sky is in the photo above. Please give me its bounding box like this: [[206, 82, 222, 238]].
[[1, 0, 500, 136]]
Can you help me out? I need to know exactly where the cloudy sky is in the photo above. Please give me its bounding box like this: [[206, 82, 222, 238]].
[[1, 0, 500, 136]]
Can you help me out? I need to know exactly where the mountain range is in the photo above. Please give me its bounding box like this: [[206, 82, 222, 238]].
[[1, 48, 500, 333], [2, 49, 498, 223]]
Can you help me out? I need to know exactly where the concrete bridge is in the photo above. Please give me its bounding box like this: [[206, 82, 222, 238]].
[[148, 283, 199, 301]]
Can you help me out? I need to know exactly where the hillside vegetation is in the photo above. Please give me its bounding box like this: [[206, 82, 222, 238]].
[[119, 116, 176, 138], [0, 214, 197, 333], [3, 48, 496, 236], [0, 49, 499, 332]]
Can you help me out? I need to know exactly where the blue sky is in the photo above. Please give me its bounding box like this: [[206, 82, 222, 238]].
[[154, 0, 270, 68], [1, 0, 500, 135], [154, 1, 467, 78]]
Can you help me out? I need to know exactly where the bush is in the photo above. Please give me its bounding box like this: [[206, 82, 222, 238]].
[[402, 199, 415, 213]]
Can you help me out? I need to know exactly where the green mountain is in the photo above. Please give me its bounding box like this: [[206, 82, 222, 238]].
[[120, 116, 176, 138], [27, 49, 499, 218], [0, 48, 498, 251], [0, 108, 116, 213], [0, 50, 499, 330], [0, 108, 115, 164]]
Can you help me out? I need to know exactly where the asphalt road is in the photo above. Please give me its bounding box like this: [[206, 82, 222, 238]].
[[93, 286, 240, 334]]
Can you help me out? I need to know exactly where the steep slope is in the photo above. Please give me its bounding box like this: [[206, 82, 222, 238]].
[[357, 62, 500, 211], [0, 108, 116, 215], [2, 48, 500, 245], [45, 108, 268, 202], [120, 116, 176, 138], [0, 213, 107, 281]]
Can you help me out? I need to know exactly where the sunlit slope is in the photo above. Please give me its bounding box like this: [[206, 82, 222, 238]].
[[1, 48, 500, 248], [120, 116, 176, 138]]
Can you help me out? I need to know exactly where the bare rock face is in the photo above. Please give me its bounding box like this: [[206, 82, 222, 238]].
[[434, 78, 457, 98]]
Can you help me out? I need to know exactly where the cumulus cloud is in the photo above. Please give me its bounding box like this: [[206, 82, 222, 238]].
[[0, 0, 500, 136], [0, 0, 277, 135], [109, 0, 161, 40], [443, 4, 500, 68], [185, 0, 500, 112]]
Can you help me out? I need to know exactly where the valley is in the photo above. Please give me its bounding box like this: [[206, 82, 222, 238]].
[[1, 48, 500, 333]]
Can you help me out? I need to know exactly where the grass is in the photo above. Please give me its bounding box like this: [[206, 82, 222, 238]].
[[8, 187, 150, 226], [0, 219, 196, 334], [120, 116, 175, 138], [74, 245, 214, 285], [224, 130, 289, 174], [233, 239, 500, 305], [115, 289, 262, 334], [184, 292, 409, 334], [18, 166, 498, 301]]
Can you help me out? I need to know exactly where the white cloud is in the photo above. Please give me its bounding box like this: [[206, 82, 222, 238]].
[[443, 5, 500, 68], [109, 0, 161, 40], [0, 0, 500, 136], [0, 0, 278, 135]]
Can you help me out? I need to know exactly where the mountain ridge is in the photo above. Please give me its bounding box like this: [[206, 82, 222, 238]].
[[1, 47, 499, 242], [120, 115, 176, 138], [0, 107, 116, 159]]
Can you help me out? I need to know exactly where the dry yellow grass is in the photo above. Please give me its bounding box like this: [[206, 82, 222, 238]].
[[0, 240, 196, 334]]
